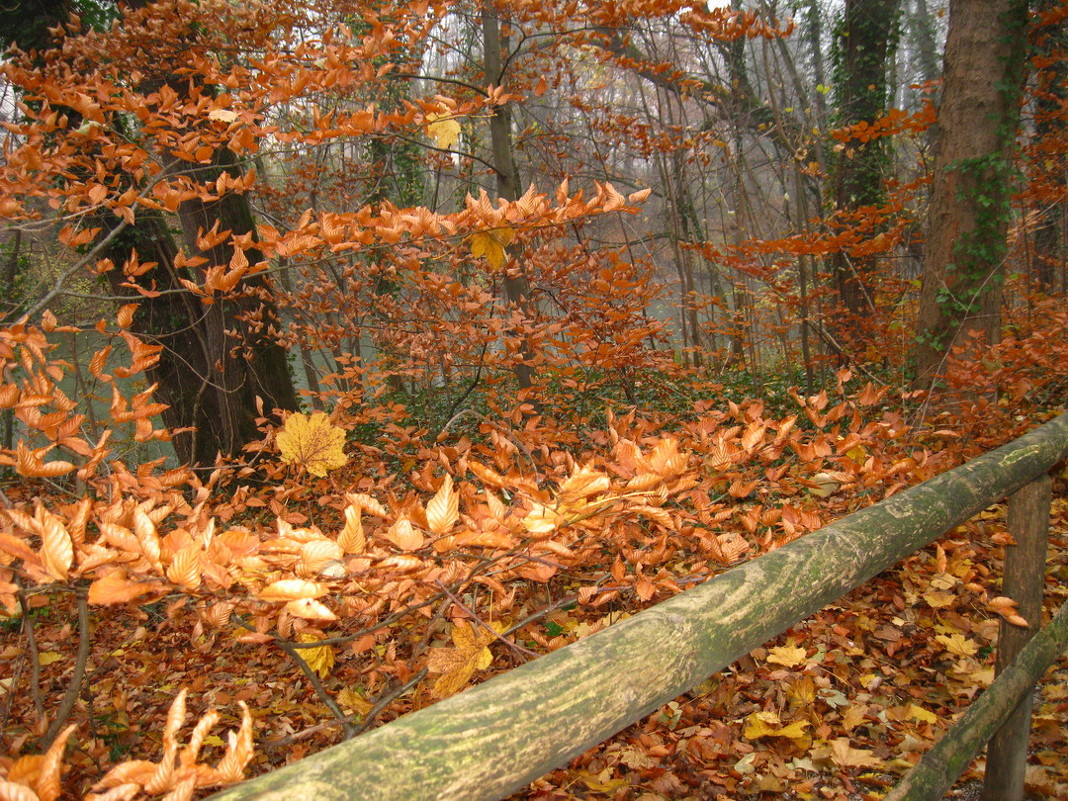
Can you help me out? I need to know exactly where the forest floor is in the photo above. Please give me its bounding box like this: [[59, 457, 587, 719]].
[[2, 479, 1067, 800], [514, 492, 1068, 800]]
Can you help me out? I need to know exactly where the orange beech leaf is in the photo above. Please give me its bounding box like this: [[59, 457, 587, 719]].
[[522, 502, 564, 536], [425, 474, 459, 535], [88, 570, 163, 605], [0, 529, 40, 563], [257, 579, 326, 602], [624, 472, 663, 492], [376, 554, 424, 572], [133, 506, 163, 572], [116, 303, 138, 329], [38, 509, 72, 582], [337, 504, 366, 554], [381, 518, 424, 551], [558, 465, 610, 500], [0, 779, 39, 801], [988, 595, 1030, 627], [631, 504, 673, 528], [91, 690, 253, 797], [212, 702, 254, 784], [467, 460, 509, 488], [0, 384, 19, 408], [166, 545, 203, 591], [14, 442, 75, 479], [647, 438, 687, 477], [449, 530, 517, 550], [298, 540, 344, 576], [99, 522, 140, 554]]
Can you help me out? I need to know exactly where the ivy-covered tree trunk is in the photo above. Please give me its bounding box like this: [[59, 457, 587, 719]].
[[97, 161, 299, 467], [829, 0, 900, 359], [6, 1, 300, 466], [168, 149, 301, 464], [912, 0, 1030, 386], [1032, 0, 1068, 291]]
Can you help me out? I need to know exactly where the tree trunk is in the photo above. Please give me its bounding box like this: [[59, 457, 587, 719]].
[[482, 3, 536, 394], [1032, 0, 1068, 291], [6, 34, 300, 465], [912, 0, 1029, 386], [829, 0, 900, 357]]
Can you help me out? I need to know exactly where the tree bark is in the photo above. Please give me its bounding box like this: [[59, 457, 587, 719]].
[[482, 2, 536, 394], [1032, 0, 1068, 291], [912, 0, 1029, 386], [830, 0, 900, 357]]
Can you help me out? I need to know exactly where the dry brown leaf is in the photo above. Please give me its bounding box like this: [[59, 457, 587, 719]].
[[425, 475, 459, 535]]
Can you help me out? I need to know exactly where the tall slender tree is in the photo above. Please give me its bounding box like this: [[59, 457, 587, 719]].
[[828, 0, 900, 359]]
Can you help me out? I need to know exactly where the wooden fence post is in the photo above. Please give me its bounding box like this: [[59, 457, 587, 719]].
[[982, 474, 1052, 801]]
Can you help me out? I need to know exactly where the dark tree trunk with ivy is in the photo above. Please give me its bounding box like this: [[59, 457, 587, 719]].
[[94, 156, 300, 467], [1032, 0, 1068, 291], [913, 0, 1030, 386], [5, 2, 300, 466], [829, 0, 900, 359]]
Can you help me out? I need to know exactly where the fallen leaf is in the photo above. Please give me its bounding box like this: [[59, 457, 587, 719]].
[[767, 644, 807, 668], [277, 412, 347, 477]]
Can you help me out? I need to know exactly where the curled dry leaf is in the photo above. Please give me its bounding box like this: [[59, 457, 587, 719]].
[[36, 723, 77, 801], [284, 597, 338, 621], [345, 492, 388, 518], [425, 474, 459, 535], [88, 570, 163, 605], [257, 579, 327, 602], [299, 540, 343, 574], [988, 595, 1030, 627], [38, 509, 72, 582], [381, 518, 424, 551], [337, 504, 366, 554]]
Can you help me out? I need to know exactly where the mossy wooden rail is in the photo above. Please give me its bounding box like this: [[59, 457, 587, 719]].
[[210, 412, 1068, 801]]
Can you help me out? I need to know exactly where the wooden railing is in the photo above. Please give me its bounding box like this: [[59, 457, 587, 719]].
[[210, 412, 1068, 801]]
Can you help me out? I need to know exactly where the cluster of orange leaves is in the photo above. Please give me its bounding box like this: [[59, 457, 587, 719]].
[[0, 297, 948, 798]]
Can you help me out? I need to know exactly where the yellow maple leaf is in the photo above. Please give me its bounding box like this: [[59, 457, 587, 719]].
[[469, 227, 514, 270], [426, 113, 461, 149], [743, 710, 809, 741], [936, 632, 979, 657], [907, 704, 938, 724], [426, 620, 499, 698], [277, 411, 347, 477], [337, 687, 374, 716], [297, 633, 335, 678], [766, 644, 808, 668], [828, 737, 881, 768]]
